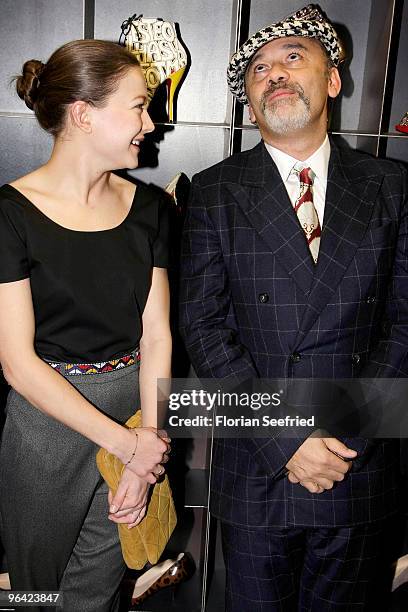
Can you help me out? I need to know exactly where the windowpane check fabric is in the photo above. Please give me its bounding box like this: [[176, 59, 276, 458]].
[[221, 520, 400, 611], [179, 136, 406, 610], [293, 166, 321, 263], [179, 139, 406, 529]]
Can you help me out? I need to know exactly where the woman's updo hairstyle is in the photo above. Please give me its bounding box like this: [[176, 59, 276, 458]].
[[15, 40, 140, 136], [15, 59, 45, 111]]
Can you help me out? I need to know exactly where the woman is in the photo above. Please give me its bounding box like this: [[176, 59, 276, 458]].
[[0, 40, 171, 611]]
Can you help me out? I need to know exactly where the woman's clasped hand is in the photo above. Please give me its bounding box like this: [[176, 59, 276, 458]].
[[121, 427, 171, 484], [108, 469, 150, 529], [108, 427, 171, 528]]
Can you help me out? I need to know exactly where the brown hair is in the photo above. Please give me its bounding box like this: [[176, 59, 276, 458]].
[[15, 40, 140, 136]]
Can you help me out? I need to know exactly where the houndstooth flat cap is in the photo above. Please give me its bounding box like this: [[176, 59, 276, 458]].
[[227, 4, 342, 104]]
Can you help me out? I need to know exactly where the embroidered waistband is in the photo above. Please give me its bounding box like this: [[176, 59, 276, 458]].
[[48, 347, 141, 375]]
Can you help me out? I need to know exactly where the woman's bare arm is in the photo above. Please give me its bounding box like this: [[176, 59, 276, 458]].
[[0, 278, 167, 483], [139, 267, 172, 428]]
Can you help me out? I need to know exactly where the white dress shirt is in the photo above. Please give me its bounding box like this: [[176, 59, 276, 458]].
[[264, 135, 331, 227]]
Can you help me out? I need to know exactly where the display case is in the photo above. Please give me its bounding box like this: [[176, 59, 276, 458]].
[[0, 1, 407, 610]]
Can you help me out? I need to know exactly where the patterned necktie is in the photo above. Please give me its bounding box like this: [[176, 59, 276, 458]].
[[293, 166, 321, 264]]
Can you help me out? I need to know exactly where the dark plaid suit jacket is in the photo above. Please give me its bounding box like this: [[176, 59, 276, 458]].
[[179, 139, 408, 528]]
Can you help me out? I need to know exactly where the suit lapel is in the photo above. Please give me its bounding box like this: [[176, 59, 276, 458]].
[[294, 143, 383, 340], [228, 142, 315, 296], [229, 141, 383, 337]]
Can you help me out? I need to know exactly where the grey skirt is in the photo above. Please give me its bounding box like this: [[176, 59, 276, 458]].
[[0, 358, 140, 610]]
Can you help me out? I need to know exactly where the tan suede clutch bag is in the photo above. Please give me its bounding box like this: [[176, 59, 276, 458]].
[[96, 410, 177, 569]]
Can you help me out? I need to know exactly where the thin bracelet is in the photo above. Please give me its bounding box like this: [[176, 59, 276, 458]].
[[125, 428, 138, 466]]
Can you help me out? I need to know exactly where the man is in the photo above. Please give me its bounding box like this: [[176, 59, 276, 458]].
[[180, 4, 407, 610]]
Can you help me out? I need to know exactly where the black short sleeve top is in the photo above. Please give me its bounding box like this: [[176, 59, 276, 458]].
[[0, 182, 169, 362]]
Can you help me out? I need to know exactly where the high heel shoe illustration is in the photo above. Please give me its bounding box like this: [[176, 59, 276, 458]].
[[120, 14, 188, 122], [396, 111, 408, 134], [165, 67, 186, 122], [165, 172, 191, 216]]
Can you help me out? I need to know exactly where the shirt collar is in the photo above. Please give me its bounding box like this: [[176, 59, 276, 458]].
[[264, 135, 331, 182]]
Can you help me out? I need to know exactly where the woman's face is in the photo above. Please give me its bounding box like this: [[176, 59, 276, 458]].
[[89, 66, 154, 170]]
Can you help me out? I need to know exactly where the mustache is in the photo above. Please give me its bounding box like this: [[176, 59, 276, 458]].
[[261, 82, 308, 108]]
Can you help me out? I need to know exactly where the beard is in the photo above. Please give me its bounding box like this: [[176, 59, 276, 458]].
[[261, 83, 311, 134]]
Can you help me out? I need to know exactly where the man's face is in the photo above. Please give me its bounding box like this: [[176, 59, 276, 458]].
[[244, 36, 341, 138]]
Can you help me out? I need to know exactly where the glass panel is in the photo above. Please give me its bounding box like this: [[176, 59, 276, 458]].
[[330, 134, 378, 156], [385, 137, 408, 165], [240, 127, 262, 152], [128, 126, 230, 187], [205, 518, 225, 612], [94, 0, 237, 125], [0, 0, 84, 112], [0, 116, 52, 184], [386, 0, 408, 135]]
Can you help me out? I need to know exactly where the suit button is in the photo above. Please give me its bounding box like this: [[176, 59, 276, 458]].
[[366, 296, 376, 304], [352, 353, 360, 365], [290, 352, 301, 363], [259, 293, 269, 303]]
